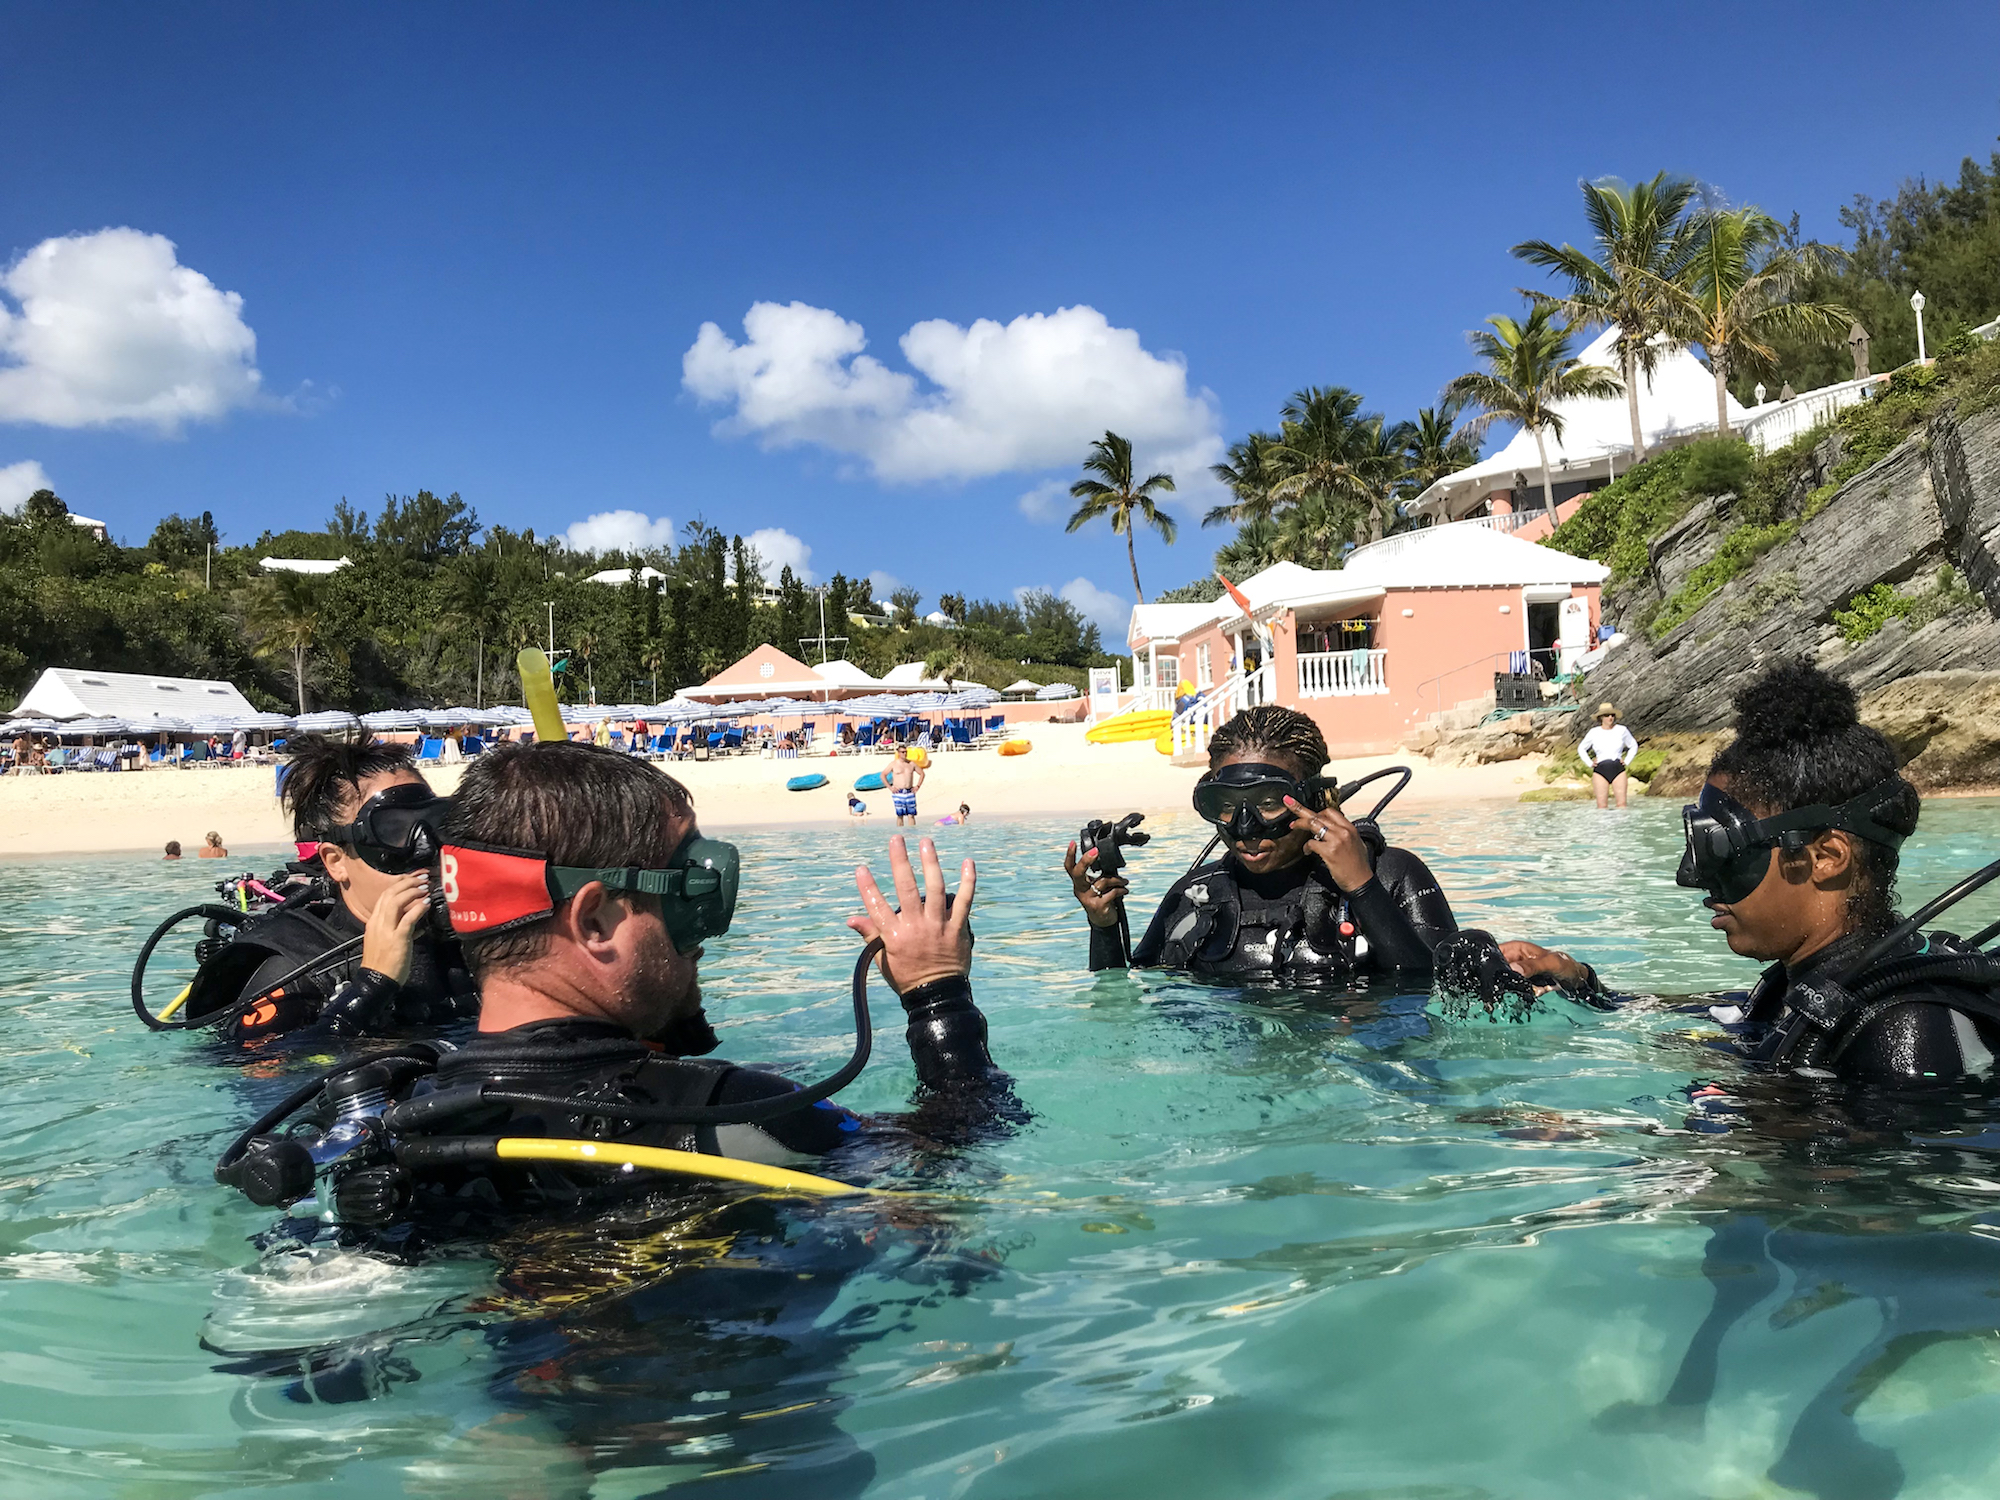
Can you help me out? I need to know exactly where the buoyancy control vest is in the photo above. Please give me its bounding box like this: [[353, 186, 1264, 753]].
[[1150, 862, 1357, 977]]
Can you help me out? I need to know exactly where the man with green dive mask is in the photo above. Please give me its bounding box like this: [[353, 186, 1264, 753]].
[[387, 739, 1022, 1197]]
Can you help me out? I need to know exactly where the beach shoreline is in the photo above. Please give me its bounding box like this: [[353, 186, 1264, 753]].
[[0, 723, 1549, 857]]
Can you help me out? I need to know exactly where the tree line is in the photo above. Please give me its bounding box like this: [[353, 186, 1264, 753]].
[[0, 488, 1118, 711], [1111, 136, 2000, 604]]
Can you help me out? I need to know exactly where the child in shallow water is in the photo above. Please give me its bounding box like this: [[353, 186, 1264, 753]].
[[935, 803, 971, 826]]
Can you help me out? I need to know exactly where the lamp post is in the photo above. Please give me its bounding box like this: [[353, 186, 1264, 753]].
[[1912, 289, 1928, 364], [1754, 382, 1766, 406]]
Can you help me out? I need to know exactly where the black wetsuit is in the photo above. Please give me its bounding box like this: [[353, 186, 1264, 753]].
[[1091, 846, 1457, 980], [187, 890, 478, 1043], [408, 974, 1020, 1194]]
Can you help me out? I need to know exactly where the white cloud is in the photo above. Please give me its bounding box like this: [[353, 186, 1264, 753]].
[[683, 301, 1223, 497], [745, 526, 814, 583], [559, 509, 676, 555], [0, 459, 52, 514], [0, 228, 262, 432], [866, 569, 903, 604], [1017, 478, 1069, 523], [1060, 577, 1132, 638]]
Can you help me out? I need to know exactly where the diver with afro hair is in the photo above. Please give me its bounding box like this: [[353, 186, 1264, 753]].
[[1066, 704, 1457, 980], [1495, 660, 2000, 1083]]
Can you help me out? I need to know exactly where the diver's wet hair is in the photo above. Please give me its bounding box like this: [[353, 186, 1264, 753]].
[[444, 741, 693, 975], [1708, 660, 1919, 931], [280, 734, 424, 842], [1207, 705, 1329, 779]]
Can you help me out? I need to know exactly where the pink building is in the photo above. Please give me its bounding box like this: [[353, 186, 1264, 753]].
[[1127, 522, 1609, 758]]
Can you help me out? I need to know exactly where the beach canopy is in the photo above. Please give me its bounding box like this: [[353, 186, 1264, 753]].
[[1002, 678, 1040, 697], [10, 667, 258, 723], [1034, 682, 1078, 700], [294, 710, 361, 731]]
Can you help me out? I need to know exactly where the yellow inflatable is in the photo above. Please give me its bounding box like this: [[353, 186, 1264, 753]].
[[998, 739, 1032, 756], [905, 746, 930, 768], [1086, 709, 1171, 745], [1154, 730, 1173, 755]]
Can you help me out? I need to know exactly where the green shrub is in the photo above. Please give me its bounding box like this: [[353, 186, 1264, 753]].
[[1833, 565, 1979, 644], [1682, 437, 1754, 497], [1648, 521, 1798, 637], [1626, 745, 1667, 782]]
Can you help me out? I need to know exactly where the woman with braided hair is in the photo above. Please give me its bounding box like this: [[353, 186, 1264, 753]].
[[1497, 660, 2000, 1082], [1065, 705, 1457, 979]]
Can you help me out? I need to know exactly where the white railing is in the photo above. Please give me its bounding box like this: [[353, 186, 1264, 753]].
[[1739, 373, 1887, 455], [1297, 649, 1388, 698], [1463, 509, 1546, 535], [1167, 663, 1276, 757]]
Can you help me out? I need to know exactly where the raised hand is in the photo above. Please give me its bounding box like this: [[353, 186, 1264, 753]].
[[1064, 840, 1130, 928], [1282, 795, 1374, 893], [848, 835, 976, 993]]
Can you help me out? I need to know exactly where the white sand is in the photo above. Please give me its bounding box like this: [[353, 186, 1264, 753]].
[[0, 724, 1546, 856]]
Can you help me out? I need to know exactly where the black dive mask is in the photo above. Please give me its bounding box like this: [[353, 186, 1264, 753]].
[[1677, 780, 1910, 905], [1192, 762, 1328, 844], [326, 783, 450, 875]]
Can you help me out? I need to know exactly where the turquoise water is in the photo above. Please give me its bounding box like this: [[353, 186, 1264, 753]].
[[10, 801, 2000, 1498]]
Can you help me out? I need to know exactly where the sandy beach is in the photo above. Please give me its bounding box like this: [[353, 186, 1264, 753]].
[[0, 723, 1547, 857]]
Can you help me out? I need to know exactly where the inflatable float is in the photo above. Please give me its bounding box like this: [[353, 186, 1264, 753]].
[[853, 771, 886, 791], [997, 739, 1031, 757], [1085, 709, 1170, 745], [786, 773, 829, 792]]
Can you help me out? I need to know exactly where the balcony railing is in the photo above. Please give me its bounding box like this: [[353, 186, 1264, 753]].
[[1297, 648, 1388, 698], [1168, 664, 1275, 757]]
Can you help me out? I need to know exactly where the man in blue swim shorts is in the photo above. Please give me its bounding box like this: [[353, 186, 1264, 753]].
[[887, 743, 924, 827]]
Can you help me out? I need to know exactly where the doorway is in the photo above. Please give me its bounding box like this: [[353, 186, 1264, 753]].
[[1526, 600, 1561, 679]]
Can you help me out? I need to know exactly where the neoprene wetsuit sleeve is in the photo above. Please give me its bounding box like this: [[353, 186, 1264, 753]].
[[898, 975, 1027, 1141], [1836, 997, 1999, 1084], [1349, 847, 1458, 971], [1093, 873, 1195, 971]]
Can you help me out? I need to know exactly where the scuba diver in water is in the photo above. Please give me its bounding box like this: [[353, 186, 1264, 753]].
[[175, 734, 476, 1043], [1482, 661, 2000, 1082], [210, 740, 1020, 1496], [1437, 661, 2000, 1499], [1064, 705, 1456, 980]]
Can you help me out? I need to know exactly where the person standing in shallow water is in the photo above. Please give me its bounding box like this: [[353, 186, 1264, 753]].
[[1066, 705, 1455, 980], [1576, 701, 1637, 809]]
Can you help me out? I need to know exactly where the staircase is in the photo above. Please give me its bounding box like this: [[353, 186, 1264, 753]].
[[1167, 664, 1275, 765]]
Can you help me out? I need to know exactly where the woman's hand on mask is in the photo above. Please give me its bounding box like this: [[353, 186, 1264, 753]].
[[360, 872, 429, 986], [1064, 841, 1130, 927], [1283, 796, 1374, 892]]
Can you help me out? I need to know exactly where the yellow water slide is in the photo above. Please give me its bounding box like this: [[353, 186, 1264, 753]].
[[1085, 709, 1171, 745]]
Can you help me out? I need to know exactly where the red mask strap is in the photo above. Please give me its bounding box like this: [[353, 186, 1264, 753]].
[[439, 841, 558, 936]]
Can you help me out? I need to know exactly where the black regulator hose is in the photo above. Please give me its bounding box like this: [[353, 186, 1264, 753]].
[[383, 938, 886, 1135], [130, 903, 250, 1031]]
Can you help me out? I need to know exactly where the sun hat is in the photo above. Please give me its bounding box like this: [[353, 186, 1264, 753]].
[[1596, 702, 1617, 716]]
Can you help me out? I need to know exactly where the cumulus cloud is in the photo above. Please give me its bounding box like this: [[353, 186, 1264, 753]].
[[866, 569, 903, 605], [0, 459, 53, 514], [0, 228, 263, 433], [683, 301, 1223, 496], [559, 509, 676, 555], [1016, 478, 1070, 523], [745, 526, 814, 583], [1012, 576, 1132, 640]]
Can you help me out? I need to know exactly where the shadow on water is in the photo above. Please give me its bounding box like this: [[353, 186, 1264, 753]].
[[8, 802, 2000, 1494]]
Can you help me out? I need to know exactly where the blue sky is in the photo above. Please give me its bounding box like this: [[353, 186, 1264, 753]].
[[3, 1, 1997, 637]]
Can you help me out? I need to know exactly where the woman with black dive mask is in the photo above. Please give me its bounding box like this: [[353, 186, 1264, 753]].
[[1066, 705, 1456, 979], [1495, 662, 2000, 1083]]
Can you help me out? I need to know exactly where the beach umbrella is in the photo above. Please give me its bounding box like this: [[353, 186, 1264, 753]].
[[488, 706, 535, 725], [566, 705, 612, 723], [1002, 678, 1041, 698], [950, 685, 1001, 707], [294, 710, 361, 731], [2, 717, 58, 735], [1035, 682, 1078, 700], [187, 715, 242, 735], [233, 711, 295, 730], [56, 716, 125, 737], [361, 710, 423, 731], [122, 715, 191, 736]]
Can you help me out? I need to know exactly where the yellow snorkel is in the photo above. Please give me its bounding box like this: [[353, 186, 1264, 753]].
[[516, 646, 569, 745]]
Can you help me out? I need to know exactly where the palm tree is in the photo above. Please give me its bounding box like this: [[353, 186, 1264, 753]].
[[1257, 387, 1412, 551], [1652, 207, 1850, 437], [1400, 403, 1479, 497], [1203, 432, 1281, 528], [246, 572, 336, 712], [1067, 430, 1178, 602], [1443, 304, 1624, 515], [1274, 492, 1366, 568], [1513, 173, 1701, 462], [441, 551, 504, 707], [573, 628, 600, 704], [1214, 514, 1283, 577]]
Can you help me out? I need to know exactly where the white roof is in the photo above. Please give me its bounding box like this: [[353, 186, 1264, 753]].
[[922, 610, 958, 627], [880, 662, 950, 688], [12, 667, 258, 722], [1341, 521, 1609, 587], [584, 566, 668, 585], [811, 658, 878, 685], [1412, 327, 1749, 517], [261, 556, 351, 575]]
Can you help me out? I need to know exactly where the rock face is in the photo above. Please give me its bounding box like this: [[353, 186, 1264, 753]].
[[1585, 403, 2000, 732]]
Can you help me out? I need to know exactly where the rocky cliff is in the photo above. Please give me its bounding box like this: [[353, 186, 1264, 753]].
[[1585, 401, 2000, 735]]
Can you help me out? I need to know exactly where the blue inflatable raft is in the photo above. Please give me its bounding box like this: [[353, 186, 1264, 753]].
[[786, 773, 829, 792]]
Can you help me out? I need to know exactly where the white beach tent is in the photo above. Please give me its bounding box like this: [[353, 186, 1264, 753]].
[[1408, 327, 1750, 522], [11, 667, 258, 726], [1002, 679, 1041, 699]]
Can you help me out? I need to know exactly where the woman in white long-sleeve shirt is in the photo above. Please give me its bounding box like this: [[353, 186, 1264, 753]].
[[1577, 701, 1639, 809]]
